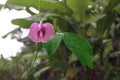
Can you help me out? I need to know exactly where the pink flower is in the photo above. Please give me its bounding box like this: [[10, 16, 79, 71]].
[[28, 21, 55, 43]]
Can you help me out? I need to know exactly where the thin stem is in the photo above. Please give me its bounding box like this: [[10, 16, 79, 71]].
[[39, 0, 42, 20], [25, 43, 38, 79]]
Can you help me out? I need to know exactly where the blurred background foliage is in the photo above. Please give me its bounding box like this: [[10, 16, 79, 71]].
[[0, 0, 120, 80]]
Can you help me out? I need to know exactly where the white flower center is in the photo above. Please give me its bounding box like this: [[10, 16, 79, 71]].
[[40, 31, 43, 37]]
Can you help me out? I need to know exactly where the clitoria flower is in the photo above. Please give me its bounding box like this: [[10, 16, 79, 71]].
[[28, 21, 55, 43]]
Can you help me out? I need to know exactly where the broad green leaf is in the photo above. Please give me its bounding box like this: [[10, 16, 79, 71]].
[[12, 18, 33, 28], [63, 32, 93, 68], [66, 0, 93, 21], [43, 33, 63, 56], [6, 0, 71, 14]]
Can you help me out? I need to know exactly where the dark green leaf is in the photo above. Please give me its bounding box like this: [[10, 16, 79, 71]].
[[103, 40, 112, 58], [105, 0, 120, 11], [63, 32, 93, 68], [43, 33, 63, 55], [96, 11, 115, 37]]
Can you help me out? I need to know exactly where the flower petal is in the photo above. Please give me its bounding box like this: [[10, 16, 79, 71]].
[[42, 23, 55, 43], [28, 22, 40, 42]]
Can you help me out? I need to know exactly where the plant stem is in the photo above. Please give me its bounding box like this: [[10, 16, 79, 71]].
[[25, 43, 38, 79], [39, 0, 42, 20]]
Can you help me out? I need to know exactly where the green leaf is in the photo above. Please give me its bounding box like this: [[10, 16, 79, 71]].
[[12, 18, 33, 28], [63, 32, 93, 68], [84, 14, 106, 24], [0, 4, 3, 10], [34, 67, 50, 78], [96, 11, 115, 37], [105, 0, 120, 11], [66, 0, 93, 21], [103, 40, 112, 58], [114, 4, 120, 14], [6, 0, 71, 14], [22, 54, 48, 60], [43, 33, 63, 56]]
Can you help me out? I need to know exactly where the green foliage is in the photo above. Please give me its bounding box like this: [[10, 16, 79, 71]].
[[0, 4, 3, 10], [33, 67, 50, 78], [6, 0, 72, 14], [44, 32, 93, 68], [84, 14, 106, 24], [12, 18, 33, 28], [105, 0, 120, 11], [0, 55, 28, 80], [43, 33, 63, 55], [63, 32, 93, 68], [66, 0, 93, 21], [22, 54, 48, 60], [1, 0, 120, 80]]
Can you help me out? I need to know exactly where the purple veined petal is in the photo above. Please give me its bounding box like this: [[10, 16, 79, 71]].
[[41, 23, 55, 43], [28, 22, 41, 42]]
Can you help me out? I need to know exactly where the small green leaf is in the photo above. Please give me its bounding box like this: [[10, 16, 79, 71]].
[[22, 54, 48, 60], [43, 33, 63, 56], [84, 14, 106, 24], [34, 67, 50, 78], [63, 32, 93, 68], [12, 18, 33, 28]]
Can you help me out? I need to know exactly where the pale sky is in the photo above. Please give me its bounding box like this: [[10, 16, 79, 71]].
[[0, 0, 31, 58]]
